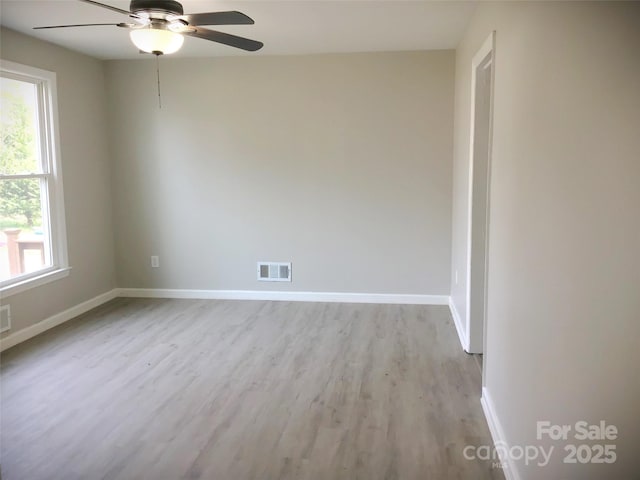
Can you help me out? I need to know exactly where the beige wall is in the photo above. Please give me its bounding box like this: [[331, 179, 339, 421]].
[[452, 2, 640, 478], [0, 28, 116, 333], [106, 51, 454, 294]]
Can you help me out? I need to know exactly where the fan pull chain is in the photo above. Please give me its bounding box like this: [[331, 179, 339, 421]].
[[155, 53, 162, 109]]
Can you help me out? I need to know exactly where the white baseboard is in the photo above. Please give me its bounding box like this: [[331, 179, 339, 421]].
[[481, 387, 520, 480], [1, 289, 449, 352], [448, 298, 469, 351], [0, 289, 118, 353], [117, 288, 450, 305]]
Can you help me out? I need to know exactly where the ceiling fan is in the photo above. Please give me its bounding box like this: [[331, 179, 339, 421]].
[[34, 0, 264, 55]]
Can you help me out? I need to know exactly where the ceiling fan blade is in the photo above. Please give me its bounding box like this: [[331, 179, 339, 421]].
[[184, 27, 263, 52], [34, 23, 135, 29], [179, 11, 254, 26], [78, 0, 140, 19]]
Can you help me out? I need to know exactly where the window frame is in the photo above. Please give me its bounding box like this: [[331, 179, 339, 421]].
[[0, 59, 69, 299]]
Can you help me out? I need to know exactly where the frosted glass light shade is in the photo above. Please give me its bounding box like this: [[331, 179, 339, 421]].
[[130, 29, 184, 55]]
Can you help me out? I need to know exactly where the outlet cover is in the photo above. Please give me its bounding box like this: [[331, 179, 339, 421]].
[[0, 305, 11, 333]]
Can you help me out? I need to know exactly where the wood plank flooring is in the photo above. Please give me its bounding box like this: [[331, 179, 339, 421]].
[[1, 298, 504, 480]]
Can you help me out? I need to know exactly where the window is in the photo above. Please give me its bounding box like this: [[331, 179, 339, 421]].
[[0, 60, 68, 297]]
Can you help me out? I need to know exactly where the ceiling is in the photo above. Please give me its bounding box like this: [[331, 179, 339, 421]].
[[0, 1, 476, 60]]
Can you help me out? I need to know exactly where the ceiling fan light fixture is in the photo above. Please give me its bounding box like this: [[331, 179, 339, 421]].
[[130, 27, 184, 55]]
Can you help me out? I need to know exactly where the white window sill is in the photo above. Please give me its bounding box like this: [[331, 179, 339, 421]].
[[0, 267, 71, 299]]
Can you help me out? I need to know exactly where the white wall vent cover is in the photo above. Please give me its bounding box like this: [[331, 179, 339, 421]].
[[0, 305, 11, 333], [257, 262, 292, 282]]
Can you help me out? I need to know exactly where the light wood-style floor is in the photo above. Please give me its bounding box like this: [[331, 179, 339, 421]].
[[1, 298, 504, 480]]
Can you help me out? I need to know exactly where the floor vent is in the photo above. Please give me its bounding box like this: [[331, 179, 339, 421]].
[[257, 262, 291, 282], [0, 305, 11, 333]]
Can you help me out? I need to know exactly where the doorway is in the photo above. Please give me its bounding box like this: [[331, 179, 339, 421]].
[[466, 33, 495, 355]]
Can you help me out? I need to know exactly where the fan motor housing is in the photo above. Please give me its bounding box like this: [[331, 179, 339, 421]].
[[130, 0, 184, 16]]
